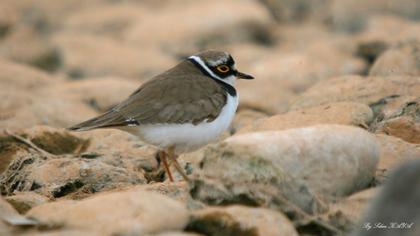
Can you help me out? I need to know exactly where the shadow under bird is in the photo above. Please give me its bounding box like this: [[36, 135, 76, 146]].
[[68, 50, 254, 181]]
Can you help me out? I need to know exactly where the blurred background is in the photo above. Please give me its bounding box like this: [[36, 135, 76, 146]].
[[0, 1, 419, 236], [0, 0, 419, 130]]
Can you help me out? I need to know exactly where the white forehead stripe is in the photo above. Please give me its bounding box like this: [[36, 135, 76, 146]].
[[207, 56, 229, 66], [189, 55, 236, 86], [189, 55, 223, 81]]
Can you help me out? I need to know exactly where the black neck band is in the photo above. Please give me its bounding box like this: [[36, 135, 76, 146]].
[[188, 58, 237, 97]]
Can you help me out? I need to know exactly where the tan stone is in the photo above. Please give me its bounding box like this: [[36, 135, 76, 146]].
[[27, 190, 189, 235], [230, 109, 268, 134], [0, 58, 58, 91], [321, 188, 379, 232], [374, 134, 420, 183], [0, 196, 37, 227], [291, 76, 420, 110], [5, 192, 49, 214], [331, 0, 420, 32], [124, 0, 272, 55], [372, 97, 420, 144], [238, 102, 373, 134], [188, 206, 298, 236], [43, 77, 140, 111], [0, 95, 98, 131], [52, 33, 175, 79], [0, 25, 59, 71], [370, 40, 420, 76]]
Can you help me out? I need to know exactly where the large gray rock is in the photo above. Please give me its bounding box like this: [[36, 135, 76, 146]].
[[191, 125, 379, 217]]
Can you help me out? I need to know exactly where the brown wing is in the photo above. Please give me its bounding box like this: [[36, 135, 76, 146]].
[[68, 71, 227, 131]]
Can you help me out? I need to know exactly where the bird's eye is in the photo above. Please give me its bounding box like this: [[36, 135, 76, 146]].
[[216, 65, 230, 73]]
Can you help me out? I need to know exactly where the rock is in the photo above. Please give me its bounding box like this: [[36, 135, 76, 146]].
[[238, 102, 373, 134], [22, 229, 101, 236], [230, 109, 268, 134], [0, 25, 60, 71], [191, 125, 379, 217], [369, 40, 420, 76], [43, 77, 140, 111], [52, 33, 175, 79], [0, 126, 148, 198], [124, 0, 272, 55], [331, 0, 420, 32], [75, 128, 157, 175], [371, 98, 420, 144], [356, 40, 388, 65], [26, 190, 189, 235], [62, 3, 148, 38], [351, 159, 420, 236], [236, 78, 296, 114], [5, 192, 49, 214], [135, 182, 204, 210], [0, 95, 98, 131], [374, 134, 420, 183], [229, 42, 366, 114], [320, 188, 379, 233], [151, 233, 203, 236], [0, 59, 58, 91], [186, 205, 298, 236], [0, 196, 37, 227], [291, 76, 420, 110], [258, 0, 330, 22], [356, 15, 420, 46]]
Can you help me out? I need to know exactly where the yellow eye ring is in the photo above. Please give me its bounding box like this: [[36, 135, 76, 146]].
[[216, 65, 230, 73]]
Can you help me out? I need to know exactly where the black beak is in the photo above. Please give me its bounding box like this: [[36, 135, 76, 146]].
[[235, 71, 254, 80]]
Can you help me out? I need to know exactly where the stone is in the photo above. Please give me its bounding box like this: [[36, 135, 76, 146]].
[[62, 3, 148, 38], [151, 233, 203, 236], [52, 33, 175, 79], [291, 76, 420, 110], [135, 182, 204, 210], [26, 190, 189, 235], [123, 0, 272, 55], [0, 95, 98, 131], [0, 126, 148, 198], [0, 25, 60, 71], [369, 40, 420, 76], [236, 78, 296, 114], [355, 15, 420, 46], [331, 0, 420, 32], [5, 192, 49, 214], [43, 77, 140, 112], [191, 125, 379, 218], [230, 109, 268, 134], [351, 159, 420, 236], [0, 59, 58, 91], [320, 188, 379, 233], [371, 98, 420, 144], [374, 134, 420, 183], [238, 102, 373, 134], [186, 205, 298, 236], [0, 196, 37, 227], [258, 0, 330, 22]]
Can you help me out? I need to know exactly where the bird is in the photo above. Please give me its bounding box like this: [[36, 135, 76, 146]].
[[68, 50, 254, 181]]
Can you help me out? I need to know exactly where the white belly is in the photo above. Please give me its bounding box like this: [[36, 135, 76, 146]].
[[123, 94, 238, 154]]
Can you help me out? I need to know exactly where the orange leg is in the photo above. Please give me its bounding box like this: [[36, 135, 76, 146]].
[[167, 146, 189, 181], [159, 150, 173, 182]]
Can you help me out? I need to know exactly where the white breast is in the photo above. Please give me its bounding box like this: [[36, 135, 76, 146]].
[[123, 94, 239, 154]]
